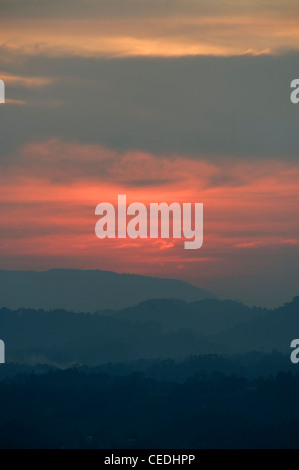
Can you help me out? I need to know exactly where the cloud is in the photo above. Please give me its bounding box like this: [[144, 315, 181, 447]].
[[0, 53, 299, 160], [2, 139, 298, 190], [5, 98, 27, 105], [1, 1, 299, 58], [0, 72, 54, 88], [0, 140, 298, 294], [2, 0, 299, 20]]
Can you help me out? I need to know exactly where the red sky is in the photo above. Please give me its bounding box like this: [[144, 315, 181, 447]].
[[0, 140, 298, 306], [1, 0, 299, 306]]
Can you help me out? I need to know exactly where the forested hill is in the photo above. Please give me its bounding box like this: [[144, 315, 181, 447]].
[[0, 297, 298, 365]]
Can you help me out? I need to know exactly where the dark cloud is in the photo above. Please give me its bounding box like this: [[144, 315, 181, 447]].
[[0, 51, 299, 162], [2, 0, 297, 20], [123, 178, 180, 187]]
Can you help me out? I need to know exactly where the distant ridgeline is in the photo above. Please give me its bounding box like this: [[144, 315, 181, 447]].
[[0, 296, 298, 366], [0, 269, 216, 311]]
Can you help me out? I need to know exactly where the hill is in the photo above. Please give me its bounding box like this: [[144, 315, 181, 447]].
[[217, 296, 299, 353], [0, 269, 215, 311], [104, 298, 262, 335]]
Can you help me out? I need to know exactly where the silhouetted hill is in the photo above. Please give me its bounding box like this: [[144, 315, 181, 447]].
[[1, 296, 298, 365], [217, 296, 299, 352], [0, 297, 265, 365], [104, 298, 263, 335], [0, 305, 217, 365], [0, 269, 215, 311], [1, 369, 299, 448]]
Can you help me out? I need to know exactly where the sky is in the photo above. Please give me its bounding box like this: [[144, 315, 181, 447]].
[[0, 0, 299, 307]]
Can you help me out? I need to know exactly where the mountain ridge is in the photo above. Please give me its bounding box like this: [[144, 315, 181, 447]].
[[0, 269, 216, 312]]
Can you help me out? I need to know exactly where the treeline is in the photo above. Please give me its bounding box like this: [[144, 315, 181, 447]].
[[0, 351, 296, 382], [1, 368, 299, 448]]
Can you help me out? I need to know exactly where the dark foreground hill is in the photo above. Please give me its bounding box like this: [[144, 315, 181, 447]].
[[1, 368, 299, 449], [0, 269, 215, 311]]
